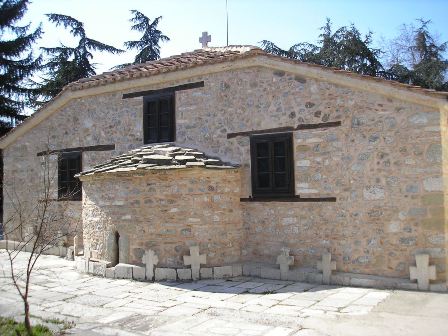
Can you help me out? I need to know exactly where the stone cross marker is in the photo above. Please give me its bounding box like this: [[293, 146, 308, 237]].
[[84, 243, 91, 259], [183, 246, 206, 280], [57, 231, 63, 247], [57, 230, 67, 247], [84, 243, 91, 273], [317, 252, 336, 285], [25, 227, 36, 245], [199, 31, 211, 48], [142, 249, 159, 281], [118, 234, 129, 264], [410, 254, 436, 290], [105, 233, 116, 265], [73, 235, 79, 256], [276, 247, 294, 280]]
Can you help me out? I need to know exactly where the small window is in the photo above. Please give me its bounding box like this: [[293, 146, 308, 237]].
[[58, 152, 82, 201], [250, 133, 294, 197], [143, 94, 175, 143]]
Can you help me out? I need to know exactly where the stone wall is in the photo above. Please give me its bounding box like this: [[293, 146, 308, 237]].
[[81, 168, 242, 267], [2, 64, 446, 282], [2, 91, 142, 241], [174, 67, 445, 281]]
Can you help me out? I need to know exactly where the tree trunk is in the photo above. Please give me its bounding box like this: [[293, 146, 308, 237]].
[[24, 299, 32, 335]]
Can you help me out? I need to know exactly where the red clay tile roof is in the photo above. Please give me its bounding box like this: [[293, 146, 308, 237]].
[[1, 45, 447, 148], [61, 45, 448, 99], [66, 46, 264, 91]]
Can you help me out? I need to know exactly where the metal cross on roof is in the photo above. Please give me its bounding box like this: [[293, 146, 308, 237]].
[[199, 31, 211, 48]]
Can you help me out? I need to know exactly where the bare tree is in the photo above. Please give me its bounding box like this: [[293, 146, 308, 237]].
[[380, 19, 448, 90], [1, 145, 80, 334], [380, 23, 417, 70]]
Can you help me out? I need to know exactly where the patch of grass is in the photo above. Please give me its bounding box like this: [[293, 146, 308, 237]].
[[61, 320, 75, 332], [42, 318, 75, 332], [41, 317, 63, 325], [261, 290, 275, 295], [41, 317, 75, 334], [0, 316, 53, 336]]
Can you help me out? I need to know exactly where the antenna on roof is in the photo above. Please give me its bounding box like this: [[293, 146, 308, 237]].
[[226, 0, 229, 46]]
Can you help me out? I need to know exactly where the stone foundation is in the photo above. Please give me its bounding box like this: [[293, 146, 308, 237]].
[[73, 256, 447, 292], [0, 240, 67, 257]]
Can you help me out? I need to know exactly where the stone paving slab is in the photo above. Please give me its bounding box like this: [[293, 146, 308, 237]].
[[68, 294, 117, 307], [2, 251, 448, 336]]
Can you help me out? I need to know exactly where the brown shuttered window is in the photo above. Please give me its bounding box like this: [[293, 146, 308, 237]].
[[143, 94, 175, 144], [250, 133, 294, 197], [58, 152, 82, 201]]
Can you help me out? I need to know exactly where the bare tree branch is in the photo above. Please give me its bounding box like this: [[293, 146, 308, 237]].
[[1, 138, 81, 332]]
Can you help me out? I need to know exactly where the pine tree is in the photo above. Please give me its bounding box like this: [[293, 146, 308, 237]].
[[317, 19, 383, 76], [0, 0, 41, 135], [261, 19, 383, 77], [260, 40, 319, 62], [124, 10, 169, 64], [35, 14, 123, 103], [410, 20, 447, 90]]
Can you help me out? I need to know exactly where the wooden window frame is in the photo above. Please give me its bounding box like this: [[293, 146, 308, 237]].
[[143, 93, 175, 144], [250, 133, 294, 198], [58, 152, 82, 201]]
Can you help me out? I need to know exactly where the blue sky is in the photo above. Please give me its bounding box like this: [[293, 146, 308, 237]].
[[24, 0, 448, 74]]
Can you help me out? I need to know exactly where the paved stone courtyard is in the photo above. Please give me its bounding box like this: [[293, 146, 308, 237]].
[[1, 251, 447, 335]]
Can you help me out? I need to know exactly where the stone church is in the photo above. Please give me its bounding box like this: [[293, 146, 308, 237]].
[[1, 46, 447, 290]]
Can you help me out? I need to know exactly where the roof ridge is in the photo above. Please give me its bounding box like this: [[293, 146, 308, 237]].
[[1, 46, 447, 148], [64, 45, 448, 98], [65, 45, 263, 91]]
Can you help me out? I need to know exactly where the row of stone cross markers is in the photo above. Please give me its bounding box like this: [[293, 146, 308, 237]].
[[69, 240, 439, 291], [73, 245, 337, 283]]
